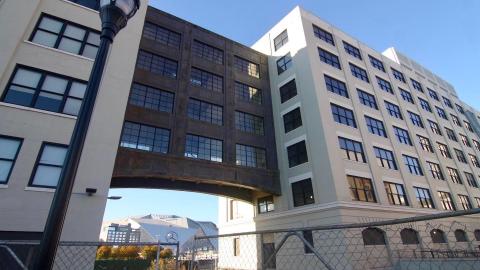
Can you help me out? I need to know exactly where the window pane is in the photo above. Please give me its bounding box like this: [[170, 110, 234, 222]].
[[39, 17, 63, 33], [34, 92, 63, 112], [32, 165, 62, 187], [32, 30, 58, 47], [12, 69, 42, 88], [82, 44, 98, 59], [0, 138, 21, 159], [0, 160, 13, 182], [58, 38, 82, 54], [4, 85, 35, 106], [63, 98, 82, 115], [63, 25, 86, 40], [42, 75, 68, 94], [40, 145, 67, 166], [86, 32, 100, 46], [69, 82, 87, 98]]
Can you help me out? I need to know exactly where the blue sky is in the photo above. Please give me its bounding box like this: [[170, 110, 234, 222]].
[[104, 0, 480, 223]]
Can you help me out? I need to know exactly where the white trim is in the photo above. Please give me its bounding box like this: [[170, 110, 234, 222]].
[[24, 186, 55, 193], [288, 172, 313, 184], [371, 142, 393, 151], [436, 187, 451, 193], [280, 102, 301, 116], [284, 135, 306, 148], [400, 150, 419, 157], [0, 184, 8, 189], [335, 131, 362, 142], [363, 111, 383, 121], [382, 177, 403, 184], [344, 169, 372, 179], [277, 74, 296, 88], [61, 0, 99, 14], [328, 98, 353, 110], [0, 102, 77, 120], [411, 182, 429, 189], [24, 41, 95, 63]]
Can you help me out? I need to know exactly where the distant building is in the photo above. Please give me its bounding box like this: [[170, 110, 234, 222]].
[[106, 223, 141, 243]]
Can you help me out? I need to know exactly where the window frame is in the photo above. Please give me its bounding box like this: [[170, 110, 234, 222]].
[[374, 147, 397, 170], [348, 175, 377, 203], [403, 155, 423, 176], [384, 182, 409, 206], [0, 135, 23, 185], [357, 89, 378, 109], [365, 116, 387, 138], [274, 29, 289, 51], [338, 137, 366, 163], [276, 53, 292, 75], [143, 21, 182, 49], [414, 187, 434, 209], [368, 55, 385, 72], [292, 178, 315, 207], [331, 103, 357, 128], [287, 141, 308, 168], [318, 48, 341, 69], [438, 191, 456, 211], [343, 41, 362, 60], [28, 142, 68, 188], [119, 121, 171, 154], [283, 107, 303, 133], [349, 63, 369, 83], [393, 126, 412, 146]]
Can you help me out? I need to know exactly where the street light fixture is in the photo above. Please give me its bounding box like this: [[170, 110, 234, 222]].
[[33, 1, 140, 269]]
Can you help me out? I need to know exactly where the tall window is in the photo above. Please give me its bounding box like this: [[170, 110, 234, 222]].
[[31, 14, 100, 59], [357, 89, 378, 109], [279, 79, 297, 103], [185, 134, 222, 162], [2, 66, 87, 116], [474, 140, 480, 152], [410, 79, 423, 92], [29, 143, 68, 188], [143, 22, 181, 48], [235, 82, 262, 104], [376, 77, 393, 94], [137, 50, 178, 79], [451, 114, 461, 126], [313, 25, 334, 45], [292, 178, 315, 207], [274, 30, 289, 51], [438, 191, 456, 211], [428, 120, 442, 135], [414, 187, 434, 208], [458, 194, 472, 210], [464, 121, 474, 132], [417, 135, 434, 153], [236, 144, 266, 168], [464, 172, 478, 188], [447, 167, 462, 184], [283, 108, 303, 133], [368, 55, 385, 72], [324, 75, 348, 98], [391, 68, 406, 83], [426, 161, 444, 180], [120, 122, 170, 154], [0, 136, 22, 184], [258, 196, 274, 213], [187, 99, 223, 126], [455, 103, 464, 114], [454, 148, 467, 163], [460, 134, 471, 147], [445, 128, 457, 141], [436, 107, 448, 120], [374, 147, 397, 170], [347, 175, 376, 202], [384, 182, 408, 206], [403, 155, 423, 175], [428, 89, 439, 101], [384, 101, 403, 119], [318, 48, 341, 69], [442, 96, 453, 108], [365, 116, 387, 138], [393, 126, 412, 145], [343, 41, 362, 60], [408, 111, 424, 128], [234, 56, 259, 78], [470, 154, 480, 168], [235, 111, 264, 135], [418, 98, 432, 113], [338, 137, 366, 163], [331, 104, 356, 128], [437, 143, 451, 159], [400, 88, 414, 104], [287, 141, 308, 167], [190, 67, 223, 92], [349, 63, 369, 82], [129, 83, 174, 113], [302, 231, 315, 253], [276, 53, 292, 74], [192, 40, 223, 64], [233, 238, 240, 256]]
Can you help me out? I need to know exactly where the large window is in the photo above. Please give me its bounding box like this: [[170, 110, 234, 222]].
[[292, 178, 315, 207], [418, 98, 432, 113], [343, 41, 362, 60], [365, 116, 387, 138], [417, 135, 434, 153], [287, 141, 308, 167], [185, 134, 222, 162], [190, 67, 223, 92], [428, 121, 442, 136], [465, 172, 478, 188], [456, 103, 464, 114], [143, 22, 181, 49], [283, 108, 303, 133], [276, 53, 292, 74], [393, 126, 412, 145], [458, 194, 472, 210], [438, 191, 456, 211], [368, 55, 385, 72], [318, 48, 341, 69], [469, 154, 480, 168], [357, 89, 378, 109], [324, 75, 348, 98], [338, 137, 366, 163], [410, 79, 423, 92], [258, 196, 274, 213], [347, 175, 376, 202], [384, 101, 403, 119], [454, 148, 467, 163], [451, 114, 461, 126], [2, 66, 86, 116], [428, 88, 439, 101], [403, 155, 423, 175], [192, 40, 223, 64], [234, 56, 259, 78], [235, 111, 264, 135], [374, 147, 397, 170], [442, 96, 453, 108], [400, 88, 414, 104], [447, 167, 462, 184], [349, 63, 369, 83], [313, 25, 334, 45], [376, 77, 393, 94], [464, 121, 474, 132], [474, 140, 480, 152], [120, 122, 170, 154], [235, 82, 262, 104], [187, 98, 223, 126], [236, 144, 266, 168], [384, 182, 408, 206], [460, 134, 471, 147], [414, 187, 434, 208], [137, 50, 178, 79], [408, 111, 424, 128], [274, 29, 289, 51], [436, 106, 448, 120], [0, 136, 22, 184], [129, 83, 174, 113], [29, 143, 68, 188], [391, 68, 406, 83], [331, 103, 356, 128], [426, 161, 444, 180], [437, 143, 451, 159], [279, 79, 297, 103], [31, 14, 100, 59]]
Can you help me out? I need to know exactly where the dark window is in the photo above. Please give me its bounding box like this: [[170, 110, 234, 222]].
[[292, 178, 315, 207], [400, 88, 414, 104], [369, 55, 385, 72], [400, 229, 419, 245], [393, 126, 412, 145], [235, 111, 264, 135], [428, 120, 442, 135], [410, 79, 423, 92], [0, 135, 23, 184], [302, 231, 315, 253], [349, 63, 369, 82], [385, 101, 403, 119], [235, 56, 259, 78], [324, 75, 348, 97], [438, 191, 456, 211], [445, 128, 458, 141], [374, 147, 397, 170], [403, 155, 423, 176], [428, 89, 439, 101], [376, 77, 393, 94], [414, 187, 434, 208], [318, 48, 341, 69], [276, 53, 292, 74], [187, 98, 223, 126], [365, 116, 387, 138], [454, 148, 467, 163], [348, 175, 377, 202], [456, 104, 464, 114], [192, 40, 223, 64], [67, 0, 99, 10], [190, 67, 223, 92], [236, 144, 266, 168], [436, 107, 448, 120], [384, 182, 408, 206], [343, 41, 362, 60], [465, 172, 478, 188], [437, 143, 451, 159], [137, 50, 178, 79], [313, 25, 334, 45], [426, 161, 444, 180], [408, 111, 424, 128], [120, 122, 170, 154], [31, 14, 100, 59], [185, 134, 222, 162], [279, 79, 297, 103], [430, 229, 446, 243], [29, 143, 68, 188], [447, 167, 462, 184], [357, 89, 378, 109], [418, 135, 434, 153], [391, 68, 406, 83], [258, 196, 274, 213], [287, 141, 308, 167], [235, 82, 262, 104], [331, 103, 356, 127], [460, 134, 471, 147], [143, 22, 181, 48], [233, 238, 240, 256], [458, 194, 472, 210], [442, 96, 453, 108], [474, 140, 480, 152], [455, 230, 468, 242], [464, 121, 474, 132], [470, 154, 480, 168], [451, 114, 461, 126], [129, 83, 174, 113], [283, 108, 303, 133], [362, 228, 386, 245], [338, 137, 366, 163], [2, 66, 86, 116], [274, 30, 288, 51], [418, 98, 432, 113]]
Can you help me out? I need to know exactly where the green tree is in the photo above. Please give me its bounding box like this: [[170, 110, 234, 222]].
[[142, 245, 161, 261], [96, 246, 112, 259]]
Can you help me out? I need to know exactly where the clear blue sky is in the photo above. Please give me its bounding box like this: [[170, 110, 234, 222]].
[[104, 0, 480, 224]]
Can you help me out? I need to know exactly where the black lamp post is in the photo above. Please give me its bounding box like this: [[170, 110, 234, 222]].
[[33, 1, 140, 269]]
